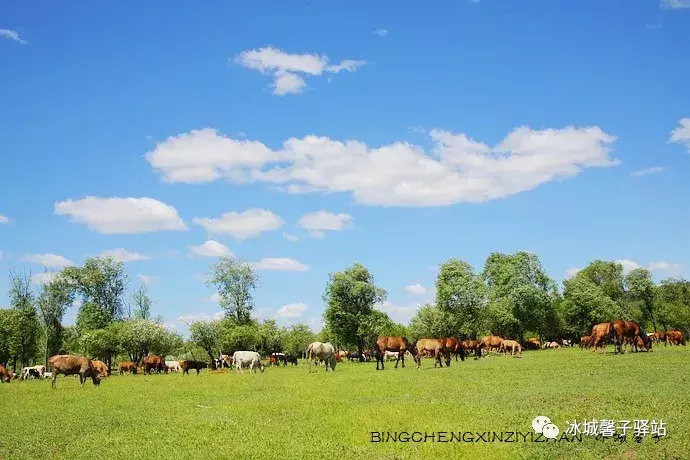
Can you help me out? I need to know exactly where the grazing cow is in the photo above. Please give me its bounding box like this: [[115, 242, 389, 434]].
[[48, 355, 101, 389], [500, 339, 523, 356], [579, 336, 591, 350], [217, 354, 232, 369], [118, 361, 138, 375], [230, 351, 265, 374], [143, 355, 167, 374], [374, 336, 417, 370], [165, 361, 181, 373], [91, 360, 109, 377], [611, 320, 652, 354], [590, 322, 614, 353], [0, 364, 11, 383], [21, 365, 46, 380], [414, 338, 450, 368], [179, 360, 208, 375], [306, 342, 336, 373], [666, 330, 686, 346]]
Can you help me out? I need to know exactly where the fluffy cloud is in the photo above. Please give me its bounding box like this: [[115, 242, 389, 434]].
[[0, 214, 10, 223], [193, 208, 284, 241], [204, 292, 222, 303], [615, 259, 684, 277], [376, 302, 421, 325], [0, 29, 27, 44], [253, 258, 309, 272], [54, 197, 186, 234], [99, 248, 150, 262], [277, 302, 308, 318], [234, 46, 365, 95], [283, 232, 299, 242], [670, 118, 690, 152], [373, 28, 388, 36], [661, 0, 690, 9], [632, 166, 664, 177], [23, 253, 73, 268], [177, 311, 224, 324], [30, 272, 60, 284], [145, 126, 617, 207], [405, 283, 427, 295], [137, 274, 158, 285], [564, 267, 581, 279], [298, 210, 354, 238], [188, 240, 233, 257]]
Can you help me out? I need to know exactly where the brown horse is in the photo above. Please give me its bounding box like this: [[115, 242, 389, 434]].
[[579, 336, 591, 350], [414, 338, 450, 368], [666, 330, 686, 346], [500, 339, 523, 356], [611, 320, 652, 354], [479, 336, 504, 355], [590, 322, 614, 353], [461, 339, 482, 359], [375, 336, 417, 370], [441, 337, 466, 362]]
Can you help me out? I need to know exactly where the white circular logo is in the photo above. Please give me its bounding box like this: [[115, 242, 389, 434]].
[[542, 423, 560, 439], [532, 415, 552, 434]]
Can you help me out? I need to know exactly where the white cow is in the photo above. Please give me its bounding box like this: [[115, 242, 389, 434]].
[[306, 341, 336, 373], [231, 351, 264, 374], [165, 361, 181, 372], [21, 365, 45, 380]]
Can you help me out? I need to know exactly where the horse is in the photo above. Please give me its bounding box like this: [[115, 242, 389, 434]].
[[414, 338, 450, 369], [611, 320, 652, 354], [590, 322, 614, 353], [479, 336, 504, 355], [306, 342, 336, 372], [461, 339, 482, 359], [665, 330, 686, 346], [374, 336, 417, 370], [440, 337, 466, 362], [500, 339, 522, 356], [579, 336, 591, 350]]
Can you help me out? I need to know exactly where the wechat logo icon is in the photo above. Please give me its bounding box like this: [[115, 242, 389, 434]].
[[532, 415, 560, 439]]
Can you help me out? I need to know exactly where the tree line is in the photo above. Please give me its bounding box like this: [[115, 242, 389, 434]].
[[1, 251, 689, 370]]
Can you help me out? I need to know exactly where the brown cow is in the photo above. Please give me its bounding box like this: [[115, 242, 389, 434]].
[[143, 355, 167, 374], [414, 338, 450, 368], [611, 320, 652, 354], [666, 330, 686, 346], [48, 355, 101, 389], [91, 360, 109, 377], [500, 339, 522, 356], [118, 361, 138, 375], [179, 360, 207, 375], [374, 336, 417, 370], [590, 322, 613, 353], [0, 364, 12, 383]]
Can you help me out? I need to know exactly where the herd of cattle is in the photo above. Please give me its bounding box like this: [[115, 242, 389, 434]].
[[0, 320, 687, 387]]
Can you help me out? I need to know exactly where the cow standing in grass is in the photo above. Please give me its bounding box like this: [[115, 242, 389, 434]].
[[48, 355, 101, 389], [179, 360, 208, 375]]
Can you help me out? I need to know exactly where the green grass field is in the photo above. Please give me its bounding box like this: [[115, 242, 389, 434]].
[[1, 346, 689, 460]]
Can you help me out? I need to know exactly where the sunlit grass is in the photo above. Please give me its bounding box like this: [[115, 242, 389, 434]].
[[1, 346, 689, 459]]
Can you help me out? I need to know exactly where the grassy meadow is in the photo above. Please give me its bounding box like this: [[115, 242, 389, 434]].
[[1, 346, 689, 460]]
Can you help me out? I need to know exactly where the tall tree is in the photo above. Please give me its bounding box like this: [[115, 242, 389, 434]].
[[577, 260, 625, 303], [655, 278, 690, 334], [283, 323, 316, 358], [207, 257, 258, 324], [625, 268, 657, 331], [37, 273, 75, 367], [436, 258, 487, 338], [562, 276, 621, 336], [409, 304, 456, 341], [132, 284, 153, 321], [189, 320, 220, 368], [9, 270, 41, 368], [323, 263, 387, 353]]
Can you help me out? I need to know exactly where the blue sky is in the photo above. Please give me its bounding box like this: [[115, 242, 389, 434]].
[[1, 0, 689, 335]]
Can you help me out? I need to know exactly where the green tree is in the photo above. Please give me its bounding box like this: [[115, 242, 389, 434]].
[[207, 257, 258, 324], [257, 319, 284, 356], [409, 304, 456, 341], [577, 260, 625, 303], [189, 320, 220, 368], [132, 284, 153, 321], [436, 258, 487, 338], [323, 263, 387, 354], [118, 320, 182, 363], [283, 323, 316, 357], [9, 270, 41, 368], [0, 308, 20, 366], [562, 275, 621, 337], [37, 273, 75, 367], [218, 319, 261, 354], [655, 278, 690, 334], [79, 323, 120, 363], [625, 268, 657, 331]]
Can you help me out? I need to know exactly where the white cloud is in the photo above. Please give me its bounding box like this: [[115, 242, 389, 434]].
[[376, 302, 421, 325], [234, 46, 365, 95], [615, 259, 684, 277], [146, 126, 617, 207], [405, 283, 427, 295], [177, 311, 224, 324], [277, 302, 308, 318], [31, 272, 60, 285], [99, 248, 150, 263], [616, 259, 641, 275], [632, 166, 664, 177], [670, 118, 690, 152], [661, 0, 690, 9], [54, 197, 186, 234], [283, 232, 299, 242], [0, 215, 10, 223], [253, 257, 309, 272], [306, 316, 324, 333], [163, 322, 176, 330], [23, 253, 73, 268], [564, 267, 581, 279], [298, 210, 353, 238], [193, 208, 284, 241], [373, 28, 388, 36], [188, 240, 233, 257], [137, 274, 158, 285], [204, 292, 222, 303], [0, 29, 27, 44]]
